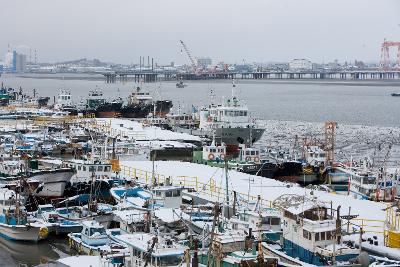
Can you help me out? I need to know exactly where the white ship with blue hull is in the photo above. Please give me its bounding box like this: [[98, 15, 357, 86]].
[[282, 201, 358, 266]]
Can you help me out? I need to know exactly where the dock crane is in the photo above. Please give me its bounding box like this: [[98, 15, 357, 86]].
[[180, 40, 198, 73]]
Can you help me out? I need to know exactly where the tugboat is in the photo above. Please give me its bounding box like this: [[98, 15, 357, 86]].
[[53, 90, 79, 115], [176, 78, 186, 88]]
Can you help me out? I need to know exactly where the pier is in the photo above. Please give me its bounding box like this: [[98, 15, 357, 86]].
[[103, 70, 400, 83]]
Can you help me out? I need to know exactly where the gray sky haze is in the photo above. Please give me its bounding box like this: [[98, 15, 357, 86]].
[[1, 0, 400, 64]]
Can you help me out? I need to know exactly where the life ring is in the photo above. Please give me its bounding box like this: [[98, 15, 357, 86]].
[[245, 156, 251, 161], [254, 156, 260, 162], [208, 154, 215, 160], [220, 154, 225, 160]]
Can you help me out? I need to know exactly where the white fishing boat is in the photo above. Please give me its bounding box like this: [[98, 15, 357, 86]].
[[68, 220, 127, 256], [112, 232, 188, 267], [0, 189, 49, 242], [33, 204, 82, 234], [282, 201, 359, 265]]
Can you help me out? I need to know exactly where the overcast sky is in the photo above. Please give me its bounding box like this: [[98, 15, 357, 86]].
[[1, 0, 399, 64]]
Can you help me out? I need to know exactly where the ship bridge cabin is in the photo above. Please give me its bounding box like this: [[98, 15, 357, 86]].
[[304, 146, 326, 167], [63, 160, 112, 183], [281, 203, 354, 265], [238, 144, 260, 163], [55, 90, 72, 108], [202, 141, 226, 161], [128, 87, 153, 105], [199, 96, 251, 130], [152, 185, 183, 209]]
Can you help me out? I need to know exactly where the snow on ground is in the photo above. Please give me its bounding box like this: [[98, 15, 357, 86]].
[[121, 160, 388, 223], [257, 120, 400, 168], [58, 255, 99, 267], [96, 118, 201, 142]]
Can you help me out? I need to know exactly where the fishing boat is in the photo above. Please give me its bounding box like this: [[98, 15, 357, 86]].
[[33, 204, 82, 235], [110, 186, 152, 209], [176, 79, 186, 88], [0, 189, 49, 241], [112, 232, 188, 266], [0, 158, 74, 198], [53, 90, 79, 115], [230, 208, 282, 242], [281, 201, 359, 265], [68, 220, 127, 256]]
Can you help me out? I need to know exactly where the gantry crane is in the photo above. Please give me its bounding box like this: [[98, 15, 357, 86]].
[[180, 40, 198, 73]]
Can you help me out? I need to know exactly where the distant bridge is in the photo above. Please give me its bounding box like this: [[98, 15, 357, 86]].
[[102, 70, 400, 83]]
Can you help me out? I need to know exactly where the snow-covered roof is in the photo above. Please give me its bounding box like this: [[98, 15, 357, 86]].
[[154, 208, 189, 223], [286, 203, 324, 215], [114, 233, 187, 257]]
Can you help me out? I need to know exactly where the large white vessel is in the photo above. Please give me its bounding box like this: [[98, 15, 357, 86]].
[[173, 82, 265, 153]]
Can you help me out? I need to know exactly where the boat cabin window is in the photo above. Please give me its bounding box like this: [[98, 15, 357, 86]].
[[159, 256, 181, 266], [165, 191, 172, 197], [262, 217, 280, 225], [104, 166, 111, 172], [90, 227, 106, 236], [82, 166, 86, 171], [303, 229, 311, 240], [98, 166, 103, 172], [173, 190, 181, 197], [315, 232, 320, 241], [155, 191, 162, 197], [320, 232, 326, 241], [89, 166, 95, 172], [78, 165, 82, 171]]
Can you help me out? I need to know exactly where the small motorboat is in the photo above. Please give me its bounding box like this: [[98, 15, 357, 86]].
[[391, 93, 400, 97]]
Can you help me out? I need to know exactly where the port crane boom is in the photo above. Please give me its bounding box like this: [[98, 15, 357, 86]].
[[180, 40, 198, 73]]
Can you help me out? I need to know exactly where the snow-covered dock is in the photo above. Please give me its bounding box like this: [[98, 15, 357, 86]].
[[120, 160, 388, 225]]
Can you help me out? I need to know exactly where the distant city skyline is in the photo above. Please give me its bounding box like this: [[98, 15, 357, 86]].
[[1, 0, 399, 65]]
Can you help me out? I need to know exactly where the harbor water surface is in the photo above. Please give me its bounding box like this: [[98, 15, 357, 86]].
[[0, 74, 400, 266]]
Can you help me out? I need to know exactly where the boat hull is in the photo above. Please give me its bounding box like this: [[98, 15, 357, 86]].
[[175, 126, 265, 152], [0, 223, 47, 242], [30, 169, 74, 198]]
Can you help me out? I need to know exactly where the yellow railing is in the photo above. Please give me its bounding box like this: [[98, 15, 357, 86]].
[[349, 218, 385, 234], [120, 164, 273, 208], [120, 164, 388, 234], [33, 113, 95, 124]]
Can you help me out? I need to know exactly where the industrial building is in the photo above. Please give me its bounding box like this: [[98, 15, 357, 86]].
[[289, 59, 313, 71], [196, 57, 212, 69]]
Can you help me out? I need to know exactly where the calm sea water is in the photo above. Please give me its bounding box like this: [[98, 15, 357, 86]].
[[1, 73, 400, 127], [0, 73, 400, 266]]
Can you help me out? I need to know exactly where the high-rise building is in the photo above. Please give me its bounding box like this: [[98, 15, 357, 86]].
[[4, 52, 13, 67], [196, 57, 212, 69], [10, 50, 27, 73]]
